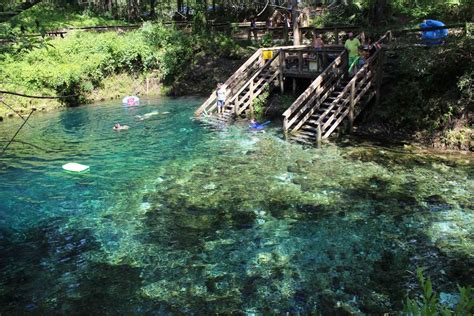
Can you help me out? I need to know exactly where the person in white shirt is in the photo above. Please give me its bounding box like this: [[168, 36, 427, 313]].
[[216, 83, 226, 115]]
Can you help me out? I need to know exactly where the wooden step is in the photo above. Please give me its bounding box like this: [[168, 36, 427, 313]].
[[290, 135, 314, 144], [297, 130, 317, 137]]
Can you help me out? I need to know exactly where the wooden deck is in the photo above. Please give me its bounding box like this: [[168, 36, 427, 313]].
[[195, 25, 468, 146]]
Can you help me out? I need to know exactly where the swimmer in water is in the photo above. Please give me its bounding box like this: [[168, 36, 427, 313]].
[[135, 111, 159, 121], [113, 123, 130, 131]]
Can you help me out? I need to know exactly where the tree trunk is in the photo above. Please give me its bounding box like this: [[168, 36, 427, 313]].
[[292, 0, 300, 45], [150, 0, 155, 17], [370, 0, 389, 26], [107, 0, 113, 14]]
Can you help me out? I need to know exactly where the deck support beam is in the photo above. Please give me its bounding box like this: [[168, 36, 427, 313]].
[[279, 50, 285, 93], [316, 124, 322, 148]]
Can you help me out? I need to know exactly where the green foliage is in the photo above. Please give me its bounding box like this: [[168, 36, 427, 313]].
[[5, 2, 128, 31], [403, 268, 474, 315], [0, 28, 157, 106], [252, 83, 270, 120], [391, 0, 473, 23], [374, 36, 472, 135], [259, 32, 273, 48]]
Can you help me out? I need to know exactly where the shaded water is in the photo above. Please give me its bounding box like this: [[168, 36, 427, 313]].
[[0, 97, 472, 314]]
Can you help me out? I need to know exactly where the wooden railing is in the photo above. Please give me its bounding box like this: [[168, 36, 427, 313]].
[[194, 44, 313, 118], [318, 48, 383, 139], [280, 46, 344, 76], [230, 50, 281, 115], [194, 48, 264, 116], [282, 50, 347, 133]]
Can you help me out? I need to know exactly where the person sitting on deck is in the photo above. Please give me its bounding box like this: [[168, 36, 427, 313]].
[[344, 32, 361, 72], [113, 123, 129, 131], [216, 83, 226, 116]]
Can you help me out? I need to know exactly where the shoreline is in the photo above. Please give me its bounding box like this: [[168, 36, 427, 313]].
[[1, 95, 472, 156]]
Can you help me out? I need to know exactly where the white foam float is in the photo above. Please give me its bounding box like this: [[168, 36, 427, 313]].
[[62, 163, 90, 173]]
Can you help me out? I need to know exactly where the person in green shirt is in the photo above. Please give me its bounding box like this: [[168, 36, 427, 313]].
[[344, 32, 361, 72]]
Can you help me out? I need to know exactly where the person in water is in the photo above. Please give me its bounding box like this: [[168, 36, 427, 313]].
[[113, 123, 129, 131], [249, 119, 270, 132], [135, 111, 159, 121]]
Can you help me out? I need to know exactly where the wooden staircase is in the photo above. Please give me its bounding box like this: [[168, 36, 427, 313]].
[[283, 32, 390, 145], [195, 48, 282, 128]]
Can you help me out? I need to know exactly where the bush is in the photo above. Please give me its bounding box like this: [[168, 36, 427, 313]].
[[372, 36, 472, 135]]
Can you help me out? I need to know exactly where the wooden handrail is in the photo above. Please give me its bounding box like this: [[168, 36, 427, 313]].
[[228, 51, 280, 104], [283, 50, 345, 118], [316, 49, 381, 128], [194, 48, 262, 116], [236, 70, 281, 115], [283, 50, 347, 132]]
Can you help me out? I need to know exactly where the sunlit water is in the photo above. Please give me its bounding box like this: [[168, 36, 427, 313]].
[[0, 97, 472, 314]]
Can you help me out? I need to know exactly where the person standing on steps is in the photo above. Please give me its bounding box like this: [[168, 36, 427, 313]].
[[344, 32, 361, 74], [216, 83, 226, 116]]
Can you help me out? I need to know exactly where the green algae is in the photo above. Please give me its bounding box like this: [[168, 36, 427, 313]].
[[85, 132, 472, 313]]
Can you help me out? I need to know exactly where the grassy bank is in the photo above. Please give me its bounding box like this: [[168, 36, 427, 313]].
[[0, 20, 247, 120]]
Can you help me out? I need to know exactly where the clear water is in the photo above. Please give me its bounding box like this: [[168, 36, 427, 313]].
[[0, 97, 472, 314]]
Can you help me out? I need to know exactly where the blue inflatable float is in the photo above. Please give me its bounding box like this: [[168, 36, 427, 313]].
[[249, 120, 270, 130], [122, 96, 140, 106], [420, 19, 448, 45]]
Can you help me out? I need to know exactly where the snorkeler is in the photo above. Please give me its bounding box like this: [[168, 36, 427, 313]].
[[249, 119, 270, 132]]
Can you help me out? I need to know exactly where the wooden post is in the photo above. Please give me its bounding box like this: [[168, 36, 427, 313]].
[[298, 51, 303, 74], [335, 29, 339, 45], [316, 124, 322, 148], [279, 50, 285, 93], [284, 17, 289, 44], [322, 49, 327, 71], [348, 80, 355, 133]]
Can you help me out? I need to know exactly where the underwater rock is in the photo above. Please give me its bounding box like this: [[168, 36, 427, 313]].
[[296, 159, 312, 170], [287, 165, 301, 173], [230, 211, 256, 229], [439, 292, 460, 309], [425, 194, 452, 212], [256, 252, 273, 265], [292, 177, 303, 185]]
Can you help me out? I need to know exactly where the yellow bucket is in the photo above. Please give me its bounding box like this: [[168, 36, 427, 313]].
[[262, 50, 273, 60]]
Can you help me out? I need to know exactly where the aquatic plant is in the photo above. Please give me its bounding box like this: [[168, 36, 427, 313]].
[[251, 83, 270, 121], [403, 268, 474, 315]]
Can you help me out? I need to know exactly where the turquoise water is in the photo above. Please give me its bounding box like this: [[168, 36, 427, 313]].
[[0, 97, 472, 314]]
